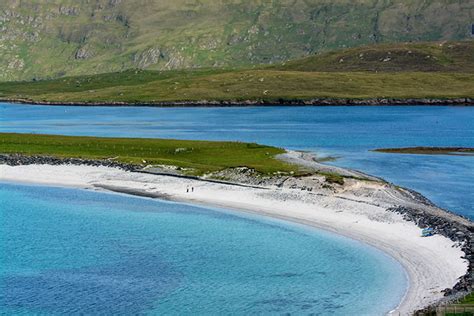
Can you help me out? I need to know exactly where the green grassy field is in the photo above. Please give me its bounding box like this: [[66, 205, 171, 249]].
[[1, 69, 472, 104], [0, 133, 298, 175], [460, 294, 474, 304], [1, 41, 472, 104], [442, 293, 474, 316]]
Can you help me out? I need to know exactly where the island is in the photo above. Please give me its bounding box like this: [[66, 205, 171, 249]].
[[1, 132, 472, 315], [374, 147, 474, 156]]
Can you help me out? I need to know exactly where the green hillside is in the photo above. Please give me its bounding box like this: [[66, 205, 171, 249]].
[[0, 0, 473, 81], [277, 41, 474, 72], [1, 41, 473, 104]]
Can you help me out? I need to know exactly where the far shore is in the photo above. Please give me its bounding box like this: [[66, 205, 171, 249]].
[[1, 97, 473, 107], [373, 146, 474, 156], [0, 155, 471, 315]]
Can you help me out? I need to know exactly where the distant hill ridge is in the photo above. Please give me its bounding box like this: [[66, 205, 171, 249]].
[[1, 41, 473, 105], [0, 0, 473, 81]]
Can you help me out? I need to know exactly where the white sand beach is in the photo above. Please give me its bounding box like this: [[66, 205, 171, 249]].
[[0, 163, 468, 315]]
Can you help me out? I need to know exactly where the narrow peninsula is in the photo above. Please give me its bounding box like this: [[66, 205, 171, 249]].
[[1, 132, 472, 315]]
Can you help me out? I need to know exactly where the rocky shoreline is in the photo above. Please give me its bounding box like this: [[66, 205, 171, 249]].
[[2, 97, 474, 107], [390, 206, 474, 306], [1, 153, 472, 312], [0, 154, 138, 172]]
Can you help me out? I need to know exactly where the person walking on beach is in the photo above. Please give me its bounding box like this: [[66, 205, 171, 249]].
[[186, 186, 189, 193], [191, 187, 194, 192]]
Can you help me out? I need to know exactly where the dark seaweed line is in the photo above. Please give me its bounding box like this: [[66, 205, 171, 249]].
[[1, 97, 474, 107]]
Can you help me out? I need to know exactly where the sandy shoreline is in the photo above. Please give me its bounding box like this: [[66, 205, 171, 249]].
[[0, 163, 468, 315]]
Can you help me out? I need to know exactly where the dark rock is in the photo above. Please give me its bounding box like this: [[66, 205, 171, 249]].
[[0, 154, 138, 172]]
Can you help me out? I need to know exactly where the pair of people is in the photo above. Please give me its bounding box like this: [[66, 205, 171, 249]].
[[186, 186, 194, 193]]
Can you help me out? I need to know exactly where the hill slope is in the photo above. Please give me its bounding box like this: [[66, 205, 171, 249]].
[[1, 0, 473, 81], [1, 41, 473, 105], [277, 41, 474, 72]]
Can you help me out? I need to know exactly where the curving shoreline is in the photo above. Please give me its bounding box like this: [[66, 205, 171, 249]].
[[0, 153, 472, 315]]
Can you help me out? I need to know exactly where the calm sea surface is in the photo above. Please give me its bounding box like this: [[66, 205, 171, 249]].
[[0, 182, 406, 315], [1, 104, 472, 314], [1, 104, 473, 217]]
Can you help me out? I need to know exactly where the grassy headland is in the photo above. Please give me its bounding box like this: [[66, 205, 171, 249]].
[[0, 41, 473, 105], [374, 147, 474, 156], [0, 133, 298, 175]]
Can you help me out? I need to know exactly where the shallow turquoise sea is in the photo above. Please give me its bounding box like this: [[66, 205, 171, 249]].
[[0, 182, 406, 315]]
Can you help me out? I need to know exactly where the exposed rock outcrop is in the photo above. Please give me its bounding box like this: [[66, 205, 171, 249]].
[[133, 47, 165, 68], [75, 45, 94, 60]]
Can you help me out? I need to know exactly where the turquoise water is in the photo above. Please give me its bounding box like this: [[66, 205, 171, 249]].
[[1, 104, 473, 217], [0, 182, 406, 315]]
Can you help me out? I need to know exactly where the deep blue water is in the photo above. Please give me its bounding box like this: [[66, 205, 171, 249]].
[[0, 182, 406, 315], [1, 104, 473, 217]]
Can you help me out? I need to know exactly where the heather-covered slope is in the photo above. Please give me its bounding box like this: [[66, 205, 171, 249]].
[[276, 41, 474, 72], [1, 0, 472, 81]]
